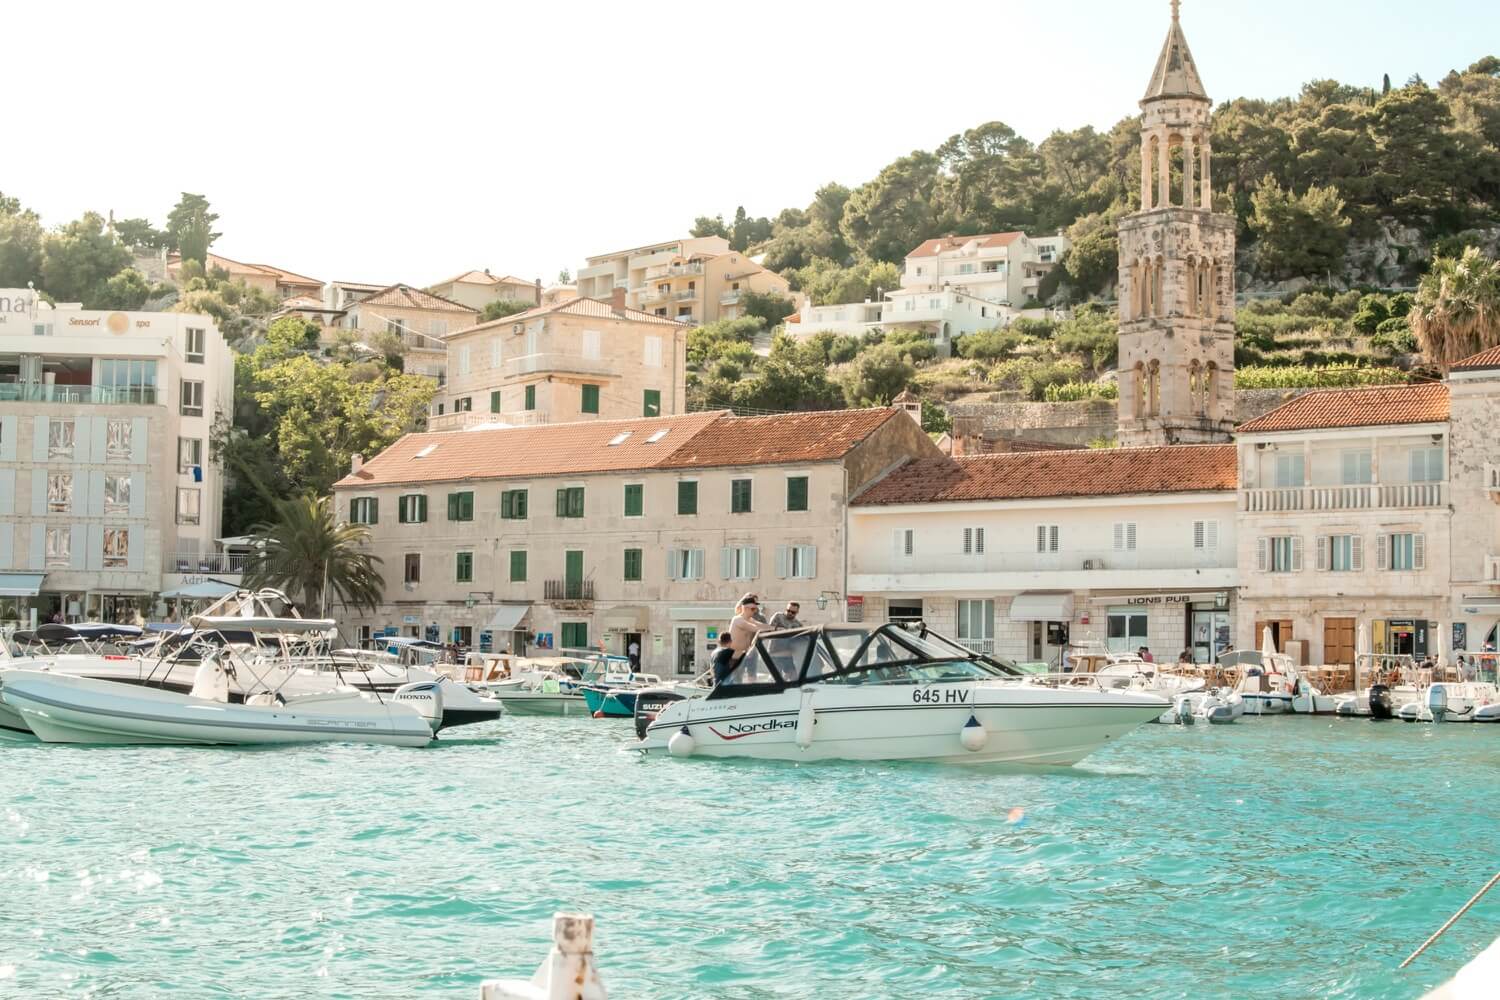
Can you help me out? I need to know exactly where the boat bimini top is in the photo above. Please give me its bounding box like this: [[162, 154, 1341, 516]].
[[709, 624, 1023, 701]]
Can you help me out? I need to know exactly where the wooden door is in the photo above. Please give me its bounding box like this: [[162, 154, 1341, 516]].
[[1323, 617, 1355, 666], [1253, 619, 1294, 652]]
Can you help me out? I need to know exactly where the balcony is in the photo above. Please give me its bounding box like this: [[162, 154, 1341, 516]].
[[501, 353, 618, 379], [673, 290, 698, 301], [851, 546, 1235, 594], [544, 579, 594, 606], [0, 383, 159, 405], [428, 410, 511, 431], [1242, 483, 1445, 513], [164, 552, 251, 574], [644, 262, 704, 280], [720, 290, 742, 305]]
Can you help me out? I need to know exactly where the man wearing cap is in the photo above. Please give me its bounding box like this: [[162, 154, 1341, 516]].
[[728, 593, 770, 662]]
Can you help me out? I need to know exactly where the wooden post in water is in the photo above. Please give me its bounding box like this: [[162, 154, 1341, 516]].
[[481, 913, 607, 1000]]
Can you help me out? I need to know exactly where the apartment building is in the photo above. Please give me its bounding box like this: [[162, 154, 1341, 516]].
[[332, 407, 940, 674], [166, 253, 322, 300], [429, 298, 688, 430], [1234, 383, 1455, 664], [0, 288, 233, 626], [901, 232, 1068, 307], [576, 236, 794, 326], [789, 290, 1014, 347], [426, 270, 540, 313], [1447, 346, 1500, 653], [337, 284, 479, 382], [848, 445, 1238, 666]]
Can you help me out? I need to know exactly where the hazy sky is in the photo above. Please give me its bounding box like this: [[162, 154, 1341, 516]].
[[9, 1, 1498, 287]]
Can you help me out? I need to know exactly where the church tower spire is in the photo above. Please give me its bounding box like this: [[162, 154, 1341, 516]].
[[1116, 0, 1235, 447]]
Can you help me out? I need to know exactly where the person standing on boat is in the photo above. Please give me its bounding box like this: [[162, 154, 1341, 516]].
[[728, 594, 769, 663], [767, 601, 802, 631], [711, 631, 737, 685], [627, 639, 640, 672]]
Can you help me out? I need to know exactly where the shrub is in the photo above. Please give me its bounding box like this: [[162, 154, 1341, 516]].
[[1233, 365, 1408, 389], [1043, 380, 1119, 402], [957, 327, 1032, 361], [1021, 359, 1084, 400], [1011, 317, 1057, 338], [1330, 289, 1363, 317], [1289, 291, 1334, 317], [1351, 294, 1390, 334], [1371, 322, 1418, 354]]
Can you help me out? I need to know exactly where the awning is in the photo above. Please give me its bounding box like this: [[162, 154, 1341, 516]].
[[0, 573, 45, 597], [1007, 592, 1075, 622], [485, 604, 530, 633], [159, 579, 240, 600]]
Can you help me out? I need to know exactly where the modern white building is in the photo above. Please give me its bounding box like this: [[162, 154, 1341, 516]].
[[789, 290, 1014, 348], [848, 444, 1239, 665], [901, 232, 1069, 307], [0, 288, 234, 626]]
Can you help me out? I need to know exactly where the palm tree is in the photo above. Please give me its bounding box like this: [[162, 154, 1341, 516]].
[[245, 495, 384, 616], [1410, 246, 1500, 369]]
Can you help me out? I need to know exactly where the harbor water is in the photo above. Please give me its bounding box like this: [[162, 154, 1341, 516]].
[[2, 716, 1497, 999]]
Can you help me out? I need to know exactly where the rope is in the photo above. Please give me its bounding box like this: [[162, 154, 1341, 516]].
[[1399, 870, 1500, 969]]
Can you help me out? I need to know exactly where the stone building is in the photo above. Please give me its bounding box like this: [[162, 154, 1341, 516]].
[[1116, 2, 1236, 446]]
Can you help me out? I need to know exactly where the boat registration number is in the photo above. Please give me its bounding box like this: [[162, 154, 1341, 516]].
[[912, 687, 969, 704]]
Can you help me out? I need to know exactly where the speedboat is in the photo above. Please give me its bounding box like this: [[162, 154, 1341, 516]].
[[1395, 680, 1500, 722], [1332, 654, 1425, 719], [581, 672, 665, 718], [477, 657, 598, 716], [634, 624, 1168, 765]]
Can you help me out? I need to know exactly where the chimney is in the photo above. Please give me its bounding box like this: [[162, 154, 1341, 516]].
[[350, 453, 364, 474], [610, 286, 626, 310], [535, 277, 543, 304], [892, 389, 922, 426]]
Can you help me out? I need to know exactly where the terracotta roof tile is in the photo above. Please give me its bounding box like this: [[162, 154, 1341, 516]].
[[356, 283, 477, 314], [907, 232, 1024, 258], [335, 408, 899, 490], [852, 445, 1237, 505], [1236, 383, 1447, 434], [1451, 345, 1500, 371], [658, 408, 901, 470], [432, 270, 534, 289]]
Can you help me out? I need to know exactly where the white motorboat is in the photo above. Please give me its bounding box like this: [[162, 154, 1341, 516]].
[[1157, 689, 1243, 725], [635, 624, 1169, 766], [1395, 680, 1500, 723], [0, 664, 439, 747], [1332, 653, 1427, 719], [475, 656, 598, 716]]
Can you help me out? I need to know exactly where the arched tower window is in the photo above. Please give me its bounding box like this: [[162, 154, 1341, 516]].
[[1152, 256, 1165, 317], [1188, 360, 1201, 411], [1204, 361, 1219, 416], [1147, 360, 1161, 417]]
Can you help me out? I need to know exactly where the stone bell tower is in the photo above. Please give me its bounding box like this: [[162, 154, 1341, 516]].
[[1116, 0, 1235, 447]]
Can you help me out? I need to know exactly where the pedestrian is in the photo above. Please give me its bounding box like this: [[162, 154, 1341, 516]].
[[627, 638, 641, 672], [767, 601, 803, 631], [710, 631, 737, 685], [729, 593, 770, 662]]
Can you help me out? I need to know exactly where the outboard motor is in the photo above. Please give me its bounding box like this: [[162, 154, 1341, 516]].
[[633, 689, 685, 740], [1369, 683, 1394, 720], [1426, 684, 1448, 723], [393, 680, 444, 734]]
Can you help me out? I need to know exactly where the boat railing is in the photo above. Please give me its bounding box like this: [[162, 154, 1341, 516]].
[[1352, 653, 1423, 692], [1015, 671, 1118, 693]]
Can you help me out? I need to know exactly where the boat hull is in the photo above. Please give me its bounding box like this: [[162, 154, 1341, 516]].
[[0, 671, 434, 747], [491, 692, 590, 717], [582, 687, 635, 718], [638, 682, 1168, 766]]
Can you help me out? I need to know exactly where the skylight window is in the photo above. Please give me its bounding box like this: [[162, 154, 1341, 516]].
[[414, 444, 439, 458], [646, 429, 670, 443], [607, 432, 632, 446]]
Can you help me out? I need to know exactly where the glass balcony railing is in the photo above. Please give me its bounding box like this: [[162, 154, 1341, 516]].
[[0, 383, 159, 405]]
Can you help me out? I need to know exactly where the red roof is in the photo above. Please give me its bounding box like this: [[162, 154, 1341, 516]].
[[1451, 345, 1500, 371], [852, 445, 1238, 505], [1236, 383, 1448, 434], [356, 283, 477, 314], [906, 232, 1024, 258], [336, 408, 903, 489]]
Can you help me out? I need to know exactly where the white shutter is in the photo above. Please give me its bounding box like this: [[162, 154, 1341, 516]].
[[775, 545, 790, 579], [721, 547, 733, 580], [1414, 534, 1426, 571], [903, 530, 914, 556], [29, 524, 45, 570], [0, 470, 12, 514], [1192, 521, 1204, 549], [1126, 523, 1136, 550], [582, 329, 601, 359], [1114, 523, 1125, 550], [70, 524, 87, 570], [665, 549, 679, 581], [1205, 520, 1219, 549], [129, 473, 145, 518], [131, 417, 149, 464], [1316, 536, 1328, 572], [1351, 535, 1364, 572], [801, 545, 817, 579], [1256, 537, 1268, 572], [690, 548, 705, 580], [1049, 525, 1059, 552], [963, 527, 973, 554], [1291, 536, 1304, 572], [1376, 535, 1388, 571], [126, 530, 142, 572], [87, 523, 105, 571], [746, 547, 760, 580], [30, 471, 47, 516], [74, 418, 94, 464], [1036, 525, 1046, 553], [0, 416, 14, 462], [32, 416, 49, 462], [974, 528, 985, 554], [893, 530, 903, 558], [0, 525, 11, 569]]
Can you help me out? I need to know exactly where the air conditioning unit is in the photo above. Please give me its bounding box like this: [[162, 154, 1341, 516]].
[[1082, 559, 1097, 570]]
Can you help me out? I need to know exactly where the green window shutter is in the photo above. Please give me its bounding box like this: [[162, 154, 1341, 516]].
[[624, 484, 643, 517], [448, 493, 458, 520], [643, 389, 660, 417], [677, 480, 697, 515], [731, 479, 752, 513], [490, 390, 501, 413], [524, 384, 535, 410], [510, 550, 527, 582], [456, 552, 473, 583], [516, 489, 527, 518], [462, 492, 473, 520], [562, 486, 584, 518], [416, 495, 426, 522], [556, 488, 567, 516], [787, 476, 808, 512], [369, 498, 378, 524], [624, 548, 642, 581], [581, 384, 600, 414], [500, 491, 512, 519]]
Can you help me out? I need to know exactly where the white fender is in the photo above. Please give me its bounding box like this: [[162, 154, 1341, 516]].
[[190, 658, 230, 702], [959, 713, 987, 751], [667, 726, 696, 757], [393, 680, 445, 734], [795, 687, 816, 749]]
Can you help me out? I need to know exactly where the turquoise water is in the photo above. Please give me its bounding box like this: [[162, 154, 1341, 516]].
[[1, 716, 1497, 999]]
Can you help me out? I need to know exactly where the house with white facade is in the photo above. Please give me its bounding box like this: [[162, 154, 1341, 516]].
[[901, 232, 1069, 307], [848, 445, 1238, 666], [0, 288, 234, 626]]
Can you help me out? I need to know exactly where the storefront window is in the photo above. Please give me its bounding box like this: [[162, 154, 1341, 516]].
[[1107, 609, 1149, 654]]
